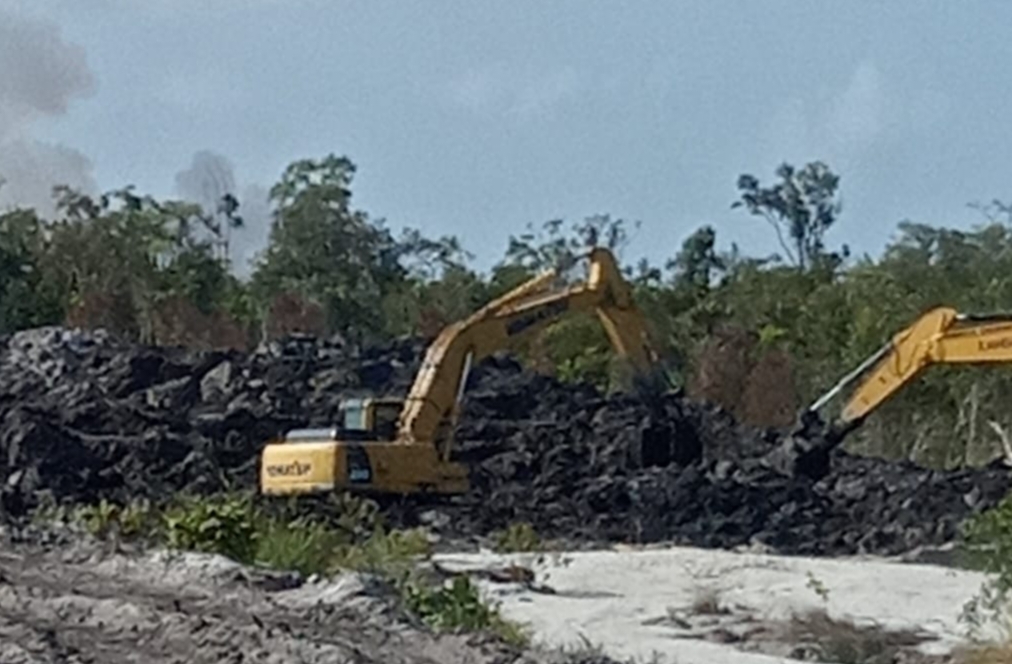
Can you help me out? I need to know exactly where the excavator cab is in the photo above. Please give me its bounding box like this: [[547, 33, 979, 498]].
[[339, 397, 403, 441]]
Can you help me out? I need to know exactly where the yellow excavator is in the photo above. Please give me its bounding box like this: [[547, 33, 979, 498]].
[[785, 305, 1012, 477], [259, 247, 666, 497]]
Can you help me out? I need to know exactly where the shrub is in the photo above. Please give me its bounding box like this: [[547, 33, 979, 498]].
[[72, 497, 160, 540], [162, 493, 259, 564], [254, 514, 350, 577], [494, 522, 543, 553], [960, 495, 1012, 632], [331, 526, 432, 576], [402, 575, 528, 646]]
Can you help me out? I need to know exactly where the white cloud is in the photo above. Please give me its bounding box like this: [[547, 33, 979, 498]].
[[825, 60, 889, 152], [449, 63, 584, 120], [760, 60, 950, 170]]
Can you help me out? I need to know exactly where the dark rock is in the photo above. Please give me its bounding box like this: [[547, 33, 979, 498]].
[[0, 326, 1010, 558]]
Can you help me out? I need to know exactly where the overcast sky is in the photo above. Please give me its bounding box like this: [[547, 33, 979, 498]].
[[2, 0, 1010, 276]]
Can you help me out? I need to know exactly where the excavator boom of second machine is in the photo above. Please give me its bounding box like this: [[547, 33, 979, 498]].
[[259, 247, 665, 497], [803, 305, 1012, 445]]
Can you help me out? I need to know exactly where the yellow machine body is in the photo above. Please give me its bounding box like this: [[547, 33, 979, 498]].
[[259, 435, 468, 495]]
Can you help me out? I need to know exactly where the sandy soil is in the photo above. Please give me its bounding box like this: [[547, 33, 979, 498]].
[[434, 544, 1006, 664]]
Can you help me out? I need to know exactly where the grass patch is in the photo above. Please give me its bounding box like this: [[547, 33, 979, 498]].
[[784, 609, 937, 664], [493, 522, 543, 553], [958, 644, 1012, 664], [959, 495, 1012, 634], [331, 526, 432, 575], [35, 491, 527, 647], [253, 514, 351, 577], [402, 575, 529, 647]]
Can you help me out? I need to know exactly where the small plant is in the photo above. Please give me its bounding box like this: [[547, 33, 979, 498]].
[[75, 499, 120, 538], [494, 522, 542, 553], [162, 493, 259, 564], [254, 514, 350, 577], [806, 571, 830, 603], [117, 498, 159, 537], [331, 526, 432, 577], [329, 491, 381, 537], [690, 587, 729, 615], [960, 496, 1012, 633], [401, 575, 528, 646], [69, 497, 159, 540], [31, 493, 70, 525]]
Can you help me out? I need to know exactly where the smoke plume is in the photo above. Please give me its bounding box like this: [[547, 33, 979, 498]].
[[174, 150, 272, 277], [0, 7, 98, 217]]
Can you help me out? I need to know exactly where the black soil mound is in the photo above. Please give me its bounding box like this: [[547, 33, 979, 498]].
[[1, 326, 1009, 557]]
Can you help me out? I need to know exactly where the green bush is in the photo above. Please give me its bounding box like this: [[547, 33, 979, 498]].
[[494, 522, 543, 553], [70, 497, 160, 540], [402, 575, 528, 646], [959, 496, 1012, 631], [162, 494, 259, 564], [254, 514, 351, 577], [331, 526, 432, 575]]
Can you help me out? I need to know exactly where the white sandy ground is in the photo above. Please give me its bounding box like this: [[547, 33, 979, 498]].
[[433, 545, 1008, 664]]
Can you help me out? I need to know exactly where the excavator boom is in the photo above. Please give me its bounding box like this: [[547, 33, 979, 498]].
[[806, 305, 1012, 440], [767, 305, 1012, 481], [398, 247, 659, 452]]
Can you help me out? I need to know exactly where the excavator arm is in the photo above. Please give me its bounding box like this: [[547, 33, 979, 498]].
[[397, 247, 662, 455], [765, 305, 1012, 481], [806, 305, 1012, 441]]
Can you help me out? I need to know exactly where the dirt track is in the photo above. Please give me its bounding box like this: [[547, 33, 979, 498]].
[[0, 532, 611, 664]]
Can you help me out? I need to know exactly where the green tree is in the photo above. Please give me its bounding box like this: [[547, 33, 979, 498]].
[[666, 225, 725, 292], [0, 208, 63, 333], [251, 155, 405, 340], [35, 186, 244, 343], [733, 161, 847, 272], [252, 154, 474, 342]]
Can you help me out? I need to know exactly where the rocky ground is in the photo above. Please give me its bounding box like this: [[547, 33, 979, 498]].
[[0, 526, 620, 664], [1, 326, 1011, 558]]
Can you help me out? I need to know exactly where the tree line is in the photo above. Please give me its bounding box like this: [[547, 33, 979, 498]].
[[3, 154, 1012, 469]]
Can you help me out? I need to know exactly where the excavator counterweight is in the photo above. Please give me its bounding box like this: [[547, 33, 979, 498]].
[[259, 247, 666, 497]]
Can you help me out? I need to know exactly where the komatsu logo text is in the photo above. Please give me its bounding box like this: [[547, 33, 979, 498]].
[[265, 461, 312, 477], [978, 337, 1012, 351]]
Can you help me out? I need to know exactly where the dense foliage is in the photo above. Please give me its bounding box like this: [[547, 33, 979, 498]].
[[4, 154, 1012, 468]]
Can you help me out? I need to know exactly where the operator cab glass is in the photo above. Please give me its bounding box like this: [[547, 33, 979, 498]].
[[342, 398, 370, 432], [338, 397, 402, 441]]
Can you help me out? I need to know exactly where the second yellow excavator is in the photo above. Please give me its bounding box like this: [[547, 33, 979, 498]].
[[799, 305, 1012, 452], [259, 247, 666, 497]]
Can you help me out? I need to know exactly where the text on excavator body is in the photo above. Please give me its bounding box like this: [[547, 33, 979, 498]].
[[978, 337, 1012, 351]]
